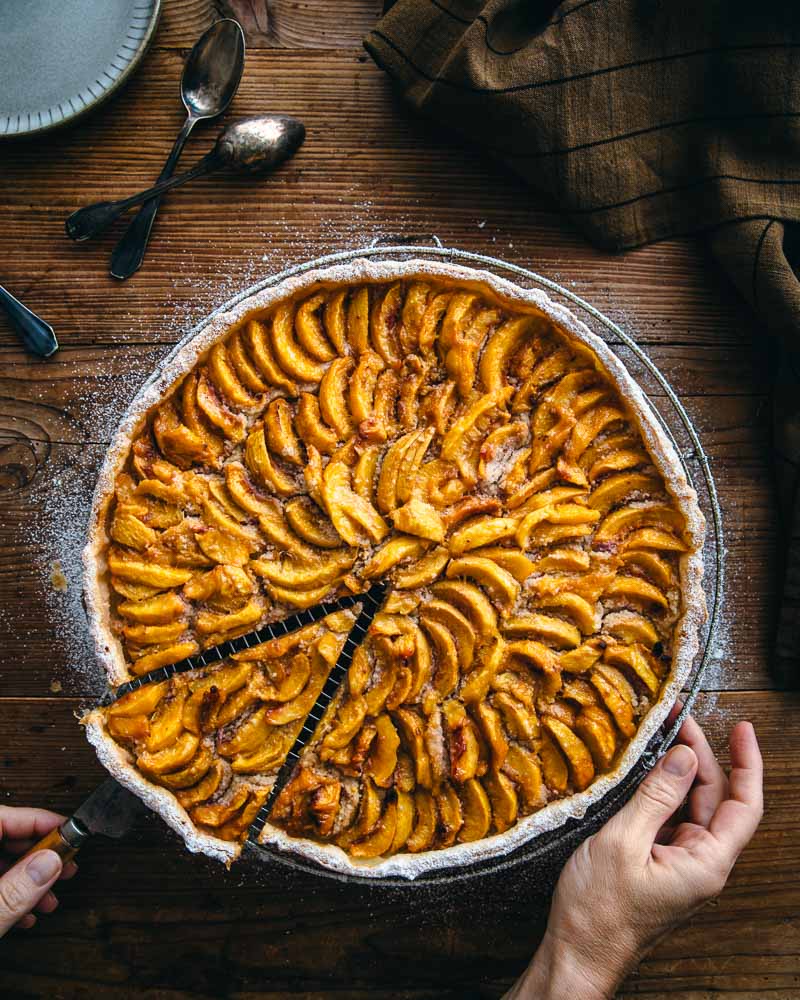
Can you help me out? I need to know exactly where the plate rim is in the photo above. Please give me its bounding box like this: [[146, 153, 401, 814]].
[[0, 0, 162, 139]]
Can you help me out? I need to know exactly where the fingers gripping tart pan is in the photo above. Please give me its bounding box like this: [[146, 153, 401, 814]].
[[82, 259, 705, 878]]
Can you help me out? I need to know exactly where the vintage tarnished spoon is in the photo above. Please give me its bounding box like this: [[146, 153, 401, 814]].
[[110, 18, 245, 281], [65, 115, 306, 243], [0, 283, 58, 357]]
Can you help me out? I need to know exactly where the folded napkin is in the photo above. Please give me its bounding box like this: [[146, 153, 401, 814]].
[[365, 0, 800, 685]]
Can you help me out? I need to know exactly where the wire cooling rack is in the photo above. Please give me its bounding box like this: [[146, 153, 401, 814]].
[[139, 240, 724, 888]]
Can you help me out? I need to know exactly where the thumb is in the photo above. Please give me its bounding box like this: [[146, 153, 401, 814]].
[[0, 849, 62, 936], [608, 745, 698, 856]]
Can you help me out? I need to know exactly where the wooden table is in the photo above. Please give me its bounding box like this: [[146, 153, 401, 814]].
[[1, 2, 798, 996]]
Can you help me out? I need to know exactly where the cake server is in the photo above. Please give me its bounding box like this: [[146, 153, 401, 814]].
[[21, 778, 147, 863]]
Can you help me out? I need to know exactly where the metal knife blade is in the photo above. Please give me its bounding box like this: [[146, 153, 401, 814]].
[[72, 777, 148, 839], [22, 777, 147, 864]]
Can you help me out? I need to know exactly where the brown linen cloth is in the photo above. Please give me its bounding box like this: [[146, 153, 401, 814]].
[[365, 0, 800, 685]]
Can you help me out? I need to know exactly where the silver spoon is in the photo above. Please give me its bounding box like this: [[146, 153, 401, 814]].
[[0, 284, 58, 357], [65, 115, 306, 243], [110, 18, 245, 281]]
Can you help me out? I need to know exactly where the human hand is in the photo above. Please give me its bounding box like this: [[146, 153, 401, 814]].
[[507, 713, 763, 1000], [0, 807, 78, 935]]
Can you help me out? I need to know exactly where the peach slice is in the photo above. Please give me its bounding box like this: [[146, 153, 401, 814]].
[[368, 714, 400, 788], [295, 393, 338, 455], [196, 369, 246, 443], [589, 669, 636, 738], [191, 785, 249, 828], [460, 638, 505, 705], [543, 717, 595, 791], [502, 744, 546, 810], [175, 759, 225, 809], [483, 769, 518, 833], [349, 351, 385, 426], [145, 690, 188, 753], [270, 301, 326, 383], [107, 715, 150, 741], [369, 282, 403, 366], [432, 580, 498, 637], [406, 789, 437, 853], [559, 639, 605, 675], [472, 701, 508, 769], [436, 783, 464, 847], [491, 691, 539, 741], [217, 705, 272, 758], [321, 696, 369, 752], [208, 342, 258, 411], [504, 613, 581, 650], [243, 318, 297, 394], [227, 331, 271, 394], [446, 555, 520, 610], [419, 599, 475, 670], [107, 681, 169, 719], [388, 789, 415, 854], [393, 708, 433, 789], [479, 315, 537, 393], [603, 611, 660, 648], [457, 778, 491, 842], [362, 535, 429, 580], [137, 731, 200, 775], [604, 574, 669, 610], [108, 550, 192, 590], [129, 641, 199, 677], [153, 748, 214, 791], [421, 617, 459, 698], [351, 800, 398, 859], [574, 705, 617, 770], [443, 700, 480, 783], [244, 426, 298, 497], [323, 288, 348, 354], [448, 515, 519, 556], [295, 292, 337, 362], [539, 730, 569, 794]]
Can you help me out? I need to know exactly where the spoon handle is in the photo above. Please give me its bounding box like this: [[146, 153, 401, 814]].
[[110, 115, 198, 280], [0, 284, 59, 358], [65, 153, 220, 242]]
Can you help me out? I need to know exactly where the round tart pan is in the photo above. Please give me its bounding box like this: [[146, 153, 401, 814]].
[[84, 242, 722, 886]]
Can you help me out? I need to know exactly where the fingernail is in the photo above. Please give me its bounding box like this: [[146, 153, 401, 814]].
[[663, 745, 695, 776], [27, 850, 61, 886]]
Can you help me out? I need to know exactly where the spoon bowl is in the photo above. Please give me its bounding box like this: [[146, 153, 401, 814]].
[[182, 18, 245, 120], [215, 115, 307, 173]]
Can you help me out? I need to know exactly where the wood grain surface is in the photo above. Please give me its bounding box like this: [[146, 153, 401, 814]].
[[0, 1, 796, 997]]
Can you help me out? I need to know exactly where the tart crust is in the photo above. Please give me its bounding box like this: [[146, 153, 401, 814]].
[[82, 258, 705, 879]]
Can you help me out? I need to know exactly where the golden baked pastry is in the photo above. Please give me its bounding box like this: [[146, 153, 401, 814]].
[[83, 260, 704, 877]]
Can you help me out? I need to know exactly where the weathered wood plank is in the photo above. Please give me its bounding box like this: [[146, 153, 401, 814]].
[[156, 0, 215, 48], [217, 0, 384, 48], [155, 0, 383, 51]]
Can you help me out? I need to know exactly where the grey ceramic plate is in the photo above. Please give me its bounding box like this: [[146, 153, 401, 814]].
[[0, 0, 161, 138]]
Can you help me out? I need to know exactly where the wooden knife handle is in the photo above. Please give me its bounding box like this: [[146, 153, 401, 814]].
[[22, 826, 80, 865]]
